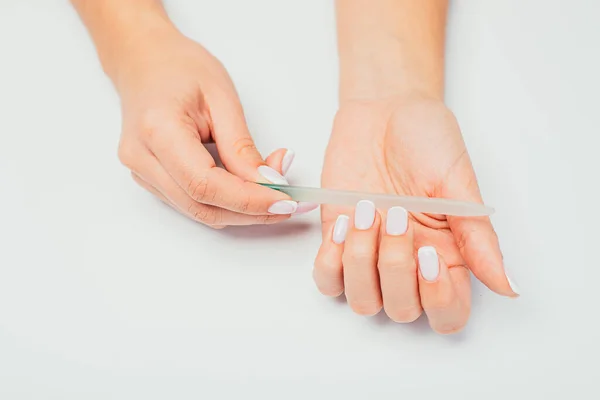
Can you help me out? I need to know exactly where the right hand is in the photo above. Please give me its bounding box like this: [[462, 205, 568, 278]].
[[113, 26, 315, 228]]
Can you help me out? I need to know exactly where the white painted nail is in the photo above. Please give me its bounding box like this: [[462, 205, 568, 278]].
[[386, 206, 408, 235], [418, 246, 439, 282], [332, 215, 349, 244], [505, 268, 520, 296], [281, 149, 295, 175], [258, 165, 288, 185], [354, 200, 375, 230], [294, 202, 319, 215], [268, 200, 297, 214]]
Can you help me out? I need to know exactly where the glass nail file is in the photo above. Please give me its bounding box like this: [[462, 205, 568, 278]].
[[259, 183, 494, 217]]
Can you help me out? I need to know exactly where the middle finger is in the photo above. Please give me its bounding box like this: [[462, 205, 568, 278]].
[[342, 200, 383, 316]]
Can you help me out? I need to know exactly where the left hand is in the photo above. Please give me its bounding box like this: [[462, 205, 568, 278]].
[[313, 95, 518, 334]]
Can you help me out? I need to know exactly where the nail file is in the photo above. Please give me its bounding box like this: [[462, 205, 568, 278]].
[[259, 183, 494, 217]]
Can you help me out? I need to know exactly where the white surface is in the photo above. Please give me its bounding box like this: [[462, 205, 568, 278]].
[[0, 0, 598, 398]]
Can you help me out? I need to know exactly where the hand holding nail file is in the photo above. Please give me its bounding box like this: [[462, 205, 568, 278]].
[[259, 183, 493, 217]]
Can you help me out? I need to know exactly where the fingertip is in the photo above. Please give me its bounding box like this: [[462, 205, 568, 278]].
[[265, 148, 288, 174], [348, 300, 383, 317], [504, 268, 521, 298], [313, 219, 346, 296], [257, 165, 289, 185], [417, 246, 441, 282], [313, 245, 345, 297], [385, 206, 408, 236], [281, 149, 295, 175], [448, 217, 517, 297], [294, 202, 319, 215], [332, 214, 350, 244], [354, 200, 377, 230]]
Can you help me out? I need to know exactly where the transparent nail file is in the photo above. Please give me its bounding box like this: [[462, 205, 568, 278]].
[[259, 183, 494, 217]]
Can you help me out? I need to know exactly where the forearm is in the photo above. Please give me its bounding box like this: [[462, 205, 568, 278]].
[[336, 0, 447, 102], [71, 0, 176, 82]]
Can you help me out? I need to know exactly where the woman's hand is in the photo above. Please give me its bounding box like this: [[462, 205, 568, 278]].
[[72, 1, 315, 228], [116, 28, 316, 227], [313, 95, 519, 334]]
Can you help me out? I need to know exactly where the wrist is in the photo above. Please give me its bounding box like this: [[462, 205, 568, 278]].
[[73, 0, 178, 85], [338, 34, 445, 104], [335, 0, 447, 104]]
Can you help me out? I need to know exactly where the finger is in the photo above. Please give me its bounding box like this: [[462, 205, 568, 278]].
[[265, 148, 317, 215], [378, 207, 422, 323], [132, 171, 227, 229], [265, 148, 295, 176], [449, 216, 518, 296], [208, 93, 290, 184], [443, 170, 519, 297], [342, 200, 383, 316], [136, 157, 291, 226], [313, 214, 349, 297], [148, 119, 297, 215], [417, 246, 471, 334]]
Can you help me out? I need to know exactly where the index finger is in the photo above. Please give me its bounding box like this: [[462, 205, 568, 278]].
[[150, 122, 296, 215]]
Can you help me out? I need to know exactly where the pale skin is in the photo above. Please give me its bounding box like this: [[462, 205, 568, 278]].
[[72, 0, 519, 334]]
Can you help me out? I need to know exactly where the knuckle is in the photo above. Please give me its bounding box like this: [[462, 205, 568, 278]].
[[423, 293, 455, 311], [187, 174, 211, 202], [117, 140, 139, 169], [192, 209, 211, 224], [234, 188, 251, 214], [138, 110, 165, 144], [314, 256, 342, 278], [313, 256, 343, 296], [258, 214, 283, 225], [386, 306, 422, 323], [343, 249, 375, 267], [378, 255, 416, 274], [232, 136, 258, 157], [456, 227, 479, 252], [349, 300, 382, 316], [189, 205, 219, 225]]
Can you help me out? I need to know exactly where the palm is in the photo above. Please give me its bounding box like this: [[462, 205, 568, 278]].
[[322, 99, 475, 268]]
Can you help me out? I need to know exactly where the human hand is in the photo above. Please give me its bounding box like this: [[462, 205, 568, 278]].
[[111, 27, 315, 227], [313, 96, 519, 334]]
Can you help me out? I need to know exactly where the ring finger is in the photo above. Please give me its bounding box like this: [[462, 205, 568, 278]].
[[378, 207, 422, 323]]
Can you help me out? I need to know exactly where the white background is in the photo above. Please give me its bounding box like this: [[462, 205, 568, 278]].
[[1, 0, 599, 398]]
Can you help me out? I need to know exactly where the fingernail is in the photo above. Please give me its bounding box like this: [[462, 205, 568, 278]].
[[418, 246, 439, 282], [258, 165, 288, 185], [354, 200, 375, 230], [294, 202, 319, 215], [504, 268, 520, 296], [386, 206, 408, 235], [281, 149, 295, 175], [268, 200, 297, 214], [333, 215, 350, 244]]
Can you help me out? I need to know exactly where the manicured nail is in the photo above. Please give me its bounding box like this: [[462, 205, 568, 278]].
[[418, 246, 439, 282], [294, 202, 319, 215], [504, 268, 520, 296], [333, 215, 350, 244], [354, 200, 375, 230], [386, 206, 408, 235], [258, 165, 288, 185], [268, 200, 297, 214], [281, 149, 295, 175]]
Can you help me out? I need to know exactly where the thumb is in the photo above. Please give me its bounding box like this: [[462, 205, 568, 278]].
[[265, 148, 295, 176], [210, 99, 288, 185], [443, 166, 520, 298]]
